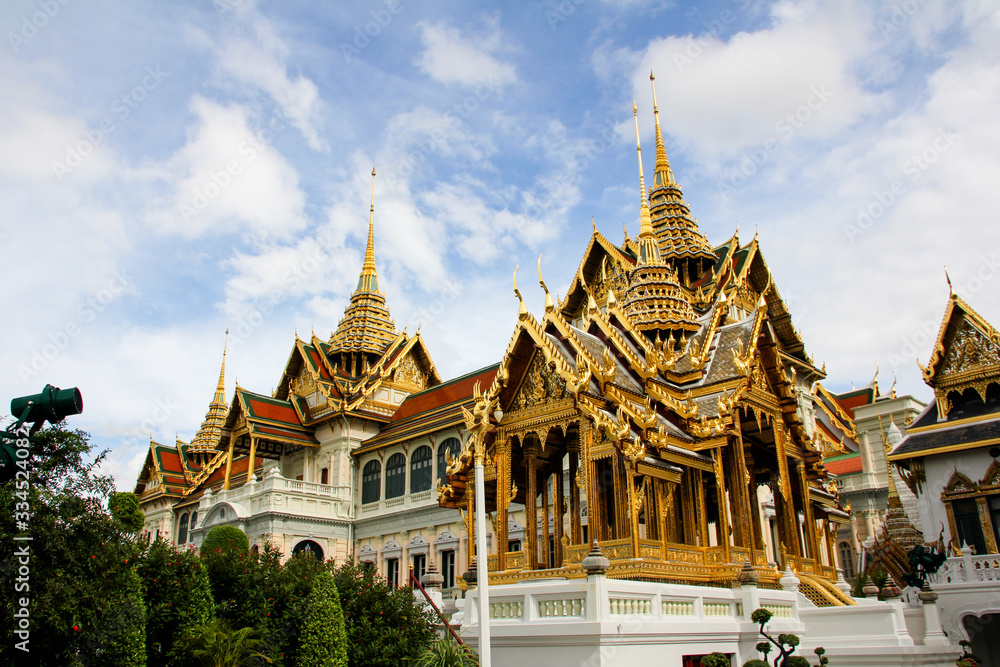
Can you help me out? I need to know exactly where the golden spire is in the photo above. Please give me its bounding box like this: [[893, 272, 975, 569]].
[[330, 168, 398, 360], [357, 168, 379, 293], [191, 331, 230, 451], [213, 329, 228, 404], [650, 72, 675, 188], [633, 101, 659, 265]]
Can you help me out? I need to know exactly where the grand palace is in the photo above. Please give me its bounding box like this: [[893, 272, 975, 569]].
[[133, 76, 1000, 664]]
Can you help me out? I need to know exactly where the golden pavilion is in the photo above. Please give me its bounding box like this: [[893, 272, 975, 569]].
[[439, 76, 852, 604]]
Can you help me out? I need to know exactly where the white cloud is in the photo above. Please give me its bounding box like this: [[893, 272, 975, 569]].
[[634, 0, 885, 156], [216, 12, 327, 151], [415, 21, 517, 88], [150, 96, 308, 240]]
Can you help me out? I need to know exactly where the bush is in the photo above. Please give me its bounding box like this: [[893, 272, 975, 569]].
[[137, 539, 214, 666], [200, 525, 249, 557], [700, 653, 730, 667], [413, 638, 478, 666], [177, 617, 272, 666], [742, 661, 769, 667], [332, 561, 437, 666], [297, 570, 349, 667], [787, 657, 811, 667]]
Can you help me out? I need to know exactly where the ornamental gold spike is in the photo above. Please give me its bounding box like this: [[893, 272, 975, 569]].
[[649, 71, 676, 188], [538, 255, 555, 313]]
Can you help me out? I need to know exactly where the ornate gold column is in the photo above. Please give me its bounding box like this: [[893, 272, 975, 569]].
[[541, 470, 550, 567], [497, 436, 510, 571], [681, 471, 697, 546], [798, 461, 820, 561], [554, 466, 565, 565], [613, 451, 629, 539], [525, 444, 538, 569], [695, 469, 709, 548], [223, 439, 235, 490], [247, 438, 258, 481], [569, 441, 582, 544], [977, 497, 1000, 554], [713, 448, 731, 562], [774, 422, 799, 557]]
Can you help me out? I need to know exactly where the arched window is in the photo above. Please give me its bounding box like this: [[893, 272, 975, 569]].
[[177, 513, 189, 544], [362, 460, 382, 504], [385, 453, 406, 499], [410, 445, 433, 493], [838, 541, 855, 579], [293, 540, 324, 560], [189, 510, 198, 531], [437, 437, 462, 486]]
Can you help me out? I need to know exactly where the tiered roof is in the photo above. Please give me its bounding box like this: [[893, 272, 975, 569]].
[[647, 73, 716, 266]]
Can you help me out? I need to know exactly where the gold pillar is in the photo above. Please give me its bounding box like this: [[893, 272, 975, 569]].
[[223, 439, 235, 490], [714, 448, 731, 563], [774, 422, 799, 558], [732, 421, 755, 549], [247, 438, 258, 482], [497, 437, 510, 571], [613, 451, 628, 539], [569, 444, 582, 544], [628, 472, 641, 559], [526, 447, 538, 569], [977, 496, 999, 554], [695, 469, 709, 548], [681, 471, 697, 545], [798, 461, 820, 561], [541, 470, 550, 568], [554, 466, 565, 565]]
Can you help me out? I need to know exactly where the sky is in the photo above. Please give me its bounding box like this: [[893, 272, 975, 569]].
[[2, 0, 999, 490]]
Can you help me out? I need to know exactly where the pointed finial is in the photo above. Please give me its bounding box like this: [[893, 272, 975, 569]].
[[513, 265, 528, 321], [632, 101, 658, 265], [354, 168, 380, 294], [945, 266, 953, 295], [649, 71, 675, 188], [538, 255, 554, 313], [592, 216, 597, 232], [213, 330, 228, 403]]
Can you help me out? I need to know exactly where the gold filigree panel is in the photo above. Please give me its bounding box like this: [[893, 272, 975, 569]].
[[941, 318, 1000, 378], [510, 352, 568, 412]]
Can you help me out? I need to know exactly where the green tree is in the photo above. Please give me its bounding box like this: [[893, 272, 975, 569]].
[[138, 539, 214, 666], [0, 424, 147, 666], [110, 491, 144, 533], [201, 525, 250, 557], [700, 653, 730, 667], [297, 570, 348, 667], [332, 561, 436, 666]]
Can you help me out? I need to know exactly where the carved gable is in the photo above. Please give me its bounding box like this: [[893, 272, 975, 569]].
[[511, 352, 567, 412], [394, 353, 428, 390], [940, 317, 1000, 378]]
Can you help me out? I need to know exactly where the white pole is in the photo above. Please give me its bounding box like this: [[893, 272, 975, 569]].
[[474, 461, 492, 667]]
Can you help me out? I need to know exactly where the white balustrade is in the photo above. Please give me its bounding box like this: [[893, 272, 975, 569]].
[[662, 600, 694, 616]]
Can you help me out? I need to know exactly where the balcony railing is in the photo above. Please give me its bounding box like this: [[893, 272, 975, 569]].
[[931, 549, 1000, 584]]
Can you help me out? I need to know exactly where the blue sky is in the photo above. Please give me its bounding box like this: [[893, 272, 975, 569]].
[[2, 0, 998, 489]]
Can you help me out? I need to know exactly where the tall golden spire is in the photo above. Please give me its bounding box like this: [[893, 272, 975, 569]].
[[330, 168, 398, 360], [357, 168, 379, 293], [633, 101, 658, 264], [650, 72, 676, 188], [646, 72, 716, 277], [191, 331, 230, 451]]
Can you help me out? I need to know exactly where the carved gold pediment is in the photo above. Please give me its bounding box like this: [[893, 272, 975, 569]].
[[939, 317, 1000, 380], [510, 351, 567, 413], [593, 256, 628, 308], [393, 353, 427, 390]]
